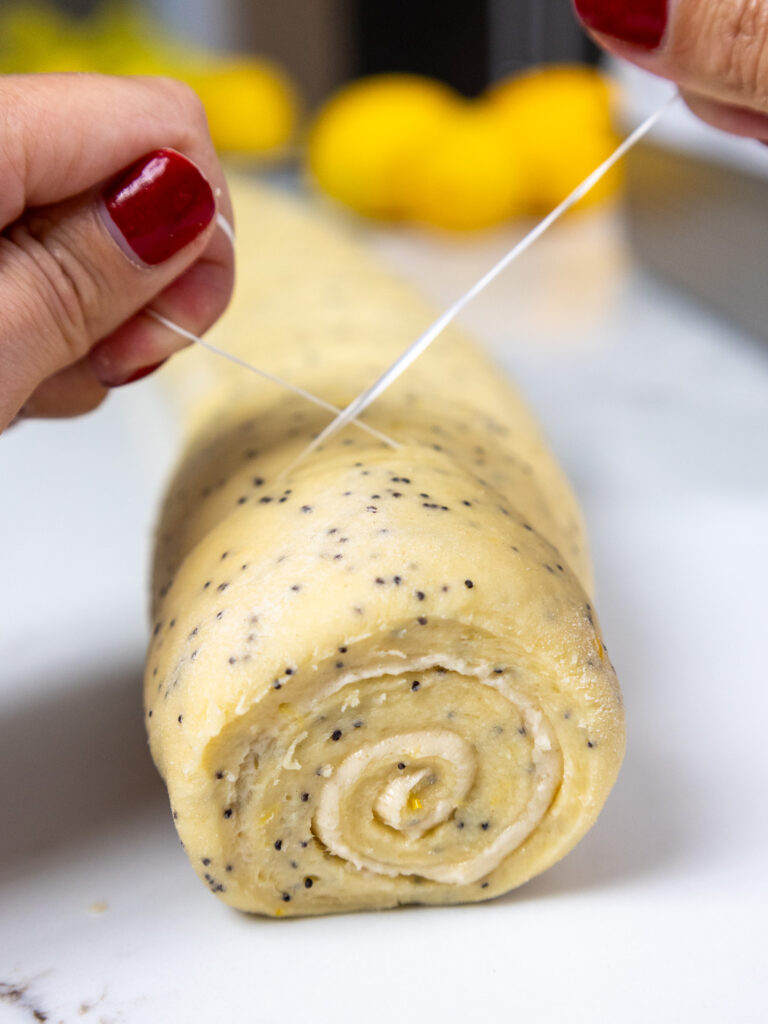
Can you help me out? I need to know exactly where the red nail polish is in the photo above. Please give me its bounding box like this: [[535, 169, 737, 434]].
[[102, 149, 215, 265], [111, 360, 166, 387], [573, 0, 668, 49]]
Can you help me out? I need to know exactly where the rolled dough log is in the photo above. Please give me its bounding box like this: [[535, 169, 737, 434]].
[[145, 180, 624, 916]]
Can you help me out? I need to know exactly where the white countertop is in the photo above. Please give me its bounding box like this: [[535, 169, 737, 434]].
[[1, 199, 767, 1024]]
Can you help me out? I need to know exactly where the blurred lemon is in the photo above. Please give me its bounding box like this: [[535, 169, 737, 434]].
[[86, 4, 190, 77], [28, 45, 95, 74], [308, 74, 460, 219], [186, 60, 299, 156], [90, 6, 300, 155], [404, 104, 526, 230], [484, 64, 622, 212], [489, 65, 615, 133], [0, 2, 299, 158], [0, 3, 89, 71]]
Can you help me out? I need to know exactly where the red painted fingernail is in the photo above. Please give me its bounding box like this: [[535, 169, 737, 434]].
[[102, 149, 215, 266], [110, 360, 166, 388], [573, 0, 668, 49]]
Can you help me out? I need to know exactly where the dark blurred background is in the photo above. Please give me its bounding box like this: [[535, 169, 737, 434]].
[[48, 0, 598, 105], [353, 0, 598, 99]]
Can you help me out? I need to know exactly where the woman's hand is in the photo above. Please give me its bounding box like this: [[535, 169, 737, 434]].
[[0, 73, 234, 431], [573, 0, 768, 138]]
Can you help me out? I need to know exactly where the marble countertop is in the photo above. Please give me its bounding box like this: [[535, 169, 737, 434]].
[[1, 201, 767, 1024]]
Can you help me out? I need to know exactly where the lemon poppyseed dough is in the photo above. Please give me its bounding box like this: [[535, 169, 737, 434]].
[[145, 180, 624, 916]]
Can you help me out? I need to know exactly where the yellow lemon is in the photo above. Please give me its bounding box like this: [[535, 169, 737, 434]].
[[29, 44, 95, 74], [0, 3, 89, 72], [404, 103, 526, 230], [488, 65, 616, 133], [86, 4, 188, 77], [0, 1, 298, 160], [484, 64, 622, 213], [186, 59, 299, 157], [307, 74, 460, 219], [0, 2, 187, 76]]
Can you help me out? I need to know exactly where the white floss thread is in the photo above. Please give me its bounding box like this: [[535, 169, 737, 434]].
[[145, 210, 399, 449], [285, 92, 679, 474], [215, 211, 235, 246], [145, 310, 399, 449]]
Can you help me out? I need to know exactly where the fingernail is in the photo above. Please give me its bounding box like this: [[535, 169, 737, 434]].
[[573, 0, 668, 49], [101, 149, 215, 266], [109, 360, 166, 388]]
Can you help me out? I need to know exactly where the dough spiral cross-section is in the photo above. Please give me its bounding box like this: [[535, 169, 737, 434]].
[[312, 684, 560, 886], [144, 180, 624, 916]]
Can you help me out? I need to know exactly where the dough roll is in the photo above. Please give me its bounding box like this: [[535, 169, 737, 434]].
[[145, 181, 624, 916]]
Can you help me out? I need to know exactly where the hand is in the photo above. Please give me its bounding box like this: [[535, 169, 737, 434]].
[[0, 73, 234, 432], [573, 0, 768, 139]]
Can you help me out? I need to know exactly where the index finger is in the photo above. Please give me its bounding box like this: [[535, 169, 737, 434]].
[[0, 72, 233, 229]]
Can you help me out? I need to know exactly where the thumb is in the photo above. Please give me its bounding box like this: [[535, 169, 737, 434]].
[[573, 0, 768, 136], [0, 148, 217, 427]]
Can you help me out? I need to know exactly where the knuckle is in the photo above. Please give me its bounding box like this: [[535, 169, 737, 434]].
[[158, 76, 210, 134], [9, 213, 105, 363], [130, 74, 215, 170], [689, 0, 768, 106], [721, 0, 768, 99]]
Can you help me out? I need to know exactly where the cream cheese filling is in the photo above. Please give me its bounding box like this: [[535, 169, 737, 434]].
[[307, 661, 561, 885]]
